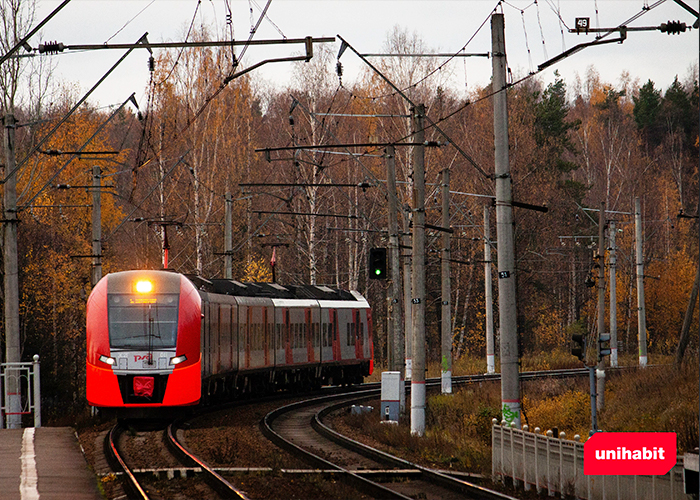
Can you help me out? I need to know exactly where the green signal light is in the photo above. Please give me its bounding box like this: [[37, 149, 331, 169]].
[[375, 269, 382, 275]]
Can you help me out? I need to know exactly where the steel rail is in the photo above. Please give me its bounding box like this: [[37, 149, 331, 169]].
[[104, 423, 151, 500], [262, 368, 590, 500], [261, 389, 414, 499], [165, 421, 251, 500]]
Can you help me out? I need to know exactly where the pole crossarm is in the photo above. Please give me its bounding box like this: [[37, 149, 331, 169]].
[[240, 182, 372, 188], [35, 36, 335, 53], [537, 34, 626, 72], [361, 52, 489, 58], [256, 141, 445, 154], [252, 210, 358, 219]]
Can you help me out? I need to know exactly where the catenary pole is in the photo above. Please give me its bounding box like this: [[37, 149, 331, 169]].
[[596, 202, 606, 412], [484, 205, 496, 374], [403, 205, 413, 381], [91, 165, 102, 287], [635, 197, 648, 366], [441, 167, 452, 394], [386, 145, 404, 377], [492, 13, 520, 427], [609, 220, 618, 367], [410, 104, 427, 436], [3, 113, 20, 429]]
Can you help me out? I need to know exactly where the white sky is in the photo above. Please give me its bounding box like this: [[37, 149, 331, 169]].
[[30, 0, 700, 109]]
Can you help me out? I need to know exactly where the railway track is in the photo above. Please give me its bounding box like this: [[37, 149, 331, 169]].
[[261, 368, 588, 500], [104, 419, 250, 499], [100, 367, 588, 499]]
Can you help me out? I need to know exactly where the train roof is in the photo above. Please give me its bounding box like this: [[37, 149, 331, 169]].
[[185, 276, 361, 302]]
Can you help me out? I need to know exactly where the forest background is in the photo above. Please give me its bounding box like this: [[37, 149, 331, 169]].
[[1, 2, 699, 422]]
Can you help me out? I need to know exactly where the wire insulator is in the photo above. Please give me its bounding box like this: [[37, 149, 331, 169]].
[[148, 56, 155, 72], [38, 41, 65, 54]]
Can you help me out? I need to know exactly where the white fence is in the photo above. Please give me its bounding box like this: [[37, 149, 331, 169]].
[[1, 355, 41, 429], [492, 420, 690, 499]]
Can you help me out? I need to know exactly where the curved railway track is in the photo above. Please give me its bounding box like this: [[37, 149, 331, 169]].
[[104, 419, 251, 499], [101, 367, 589, 499], [261, 368, 589, 500]]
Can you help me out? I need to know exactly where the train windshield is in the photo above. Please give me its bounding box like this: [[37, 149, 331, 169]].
[[108, 294, 179, 349]]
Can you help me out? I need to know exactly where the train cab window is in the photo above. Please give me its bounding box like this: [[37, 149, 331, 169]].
[[108, 294, 179, 348]]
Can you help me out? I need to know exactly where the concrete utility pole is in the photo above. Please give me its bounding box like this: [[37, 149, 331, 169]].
[[609, 220, 618, 367], [91, 165, 102, 287], [410, 104, 427, 436], [3, 113, 20, 429], [484, 206, 496, 374], [596, 202, 606, 412], [386, 145, 404, 376], [225, 192, 233, 279], [441, 168, 452, 394], [635, 197, 648, 367], [403, 207, 413, 381], [492, 13, 520, 427]]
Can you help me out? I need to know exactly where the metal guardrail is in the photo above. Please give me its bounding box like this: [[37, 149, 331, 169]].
[[492, 421, 690, 499], [0, 355, 41, 429]]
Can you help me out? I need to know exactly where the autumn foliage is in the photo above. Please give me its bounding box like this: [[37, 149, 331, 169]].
[[0, 24, 698, 421]]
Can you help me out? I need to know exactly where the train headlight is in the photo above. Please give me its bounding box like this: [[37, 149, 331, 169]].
[[170, 354, 187, 366], [135, 279, 153, 294], [99, 354, 116, 366]]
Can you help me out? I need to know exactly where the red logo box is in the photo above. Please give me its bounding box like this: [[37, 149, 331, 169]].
[[584, 432, 676, 475]]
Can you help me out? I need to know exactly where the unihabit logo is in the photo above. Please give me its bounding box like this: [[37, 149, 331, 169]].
[[594, 446, 666, 461], [584, 432, 676, 476]]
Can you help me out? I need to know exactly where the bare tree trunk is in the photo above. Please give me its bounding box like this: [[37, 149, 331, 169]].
[[675, 264, 700, 368]]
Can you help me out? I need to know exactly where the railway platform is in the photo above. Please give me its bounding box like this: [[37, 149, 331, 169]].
[[0, 427, 102, 500]]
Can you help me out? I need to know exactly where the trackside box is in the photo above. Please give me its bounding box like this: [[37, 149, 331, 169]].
[[381, 371, 401, 422]]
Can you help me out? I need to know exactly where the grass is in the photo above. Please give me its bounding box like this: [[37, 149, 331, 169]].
[[349, 352, 699, 478]]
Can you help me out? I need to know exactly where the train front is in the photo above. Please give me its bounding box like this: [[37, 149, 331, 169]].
[[86, 270, 201, 416]]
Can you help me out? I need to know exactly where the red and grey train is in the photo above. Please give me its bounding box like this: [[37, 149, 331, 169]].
[[86, 270, 373, 417]]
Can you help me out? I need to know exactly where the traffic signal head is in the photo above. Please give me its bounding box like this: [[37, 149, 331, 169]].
[[571, 333, 586, 362], [369, 247, 387, 280]]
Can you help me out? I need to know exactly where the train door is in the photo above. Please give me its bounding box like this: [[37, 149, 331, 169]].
[[232, 302, 239, 371], [239, 304, 249, 370], [364, 308, 373, 360], [311, 305, 321, 365], [264, 306, 272, 367], [284, 309, 292, 365], [338, 308, 353, 361], [249, 306, 260, 368], [220, 303, 231, 371], [273, 306, 284, 368], [305, 308, 314, 363], [331, 309, 340, 362], [354, 309, 364, 361]]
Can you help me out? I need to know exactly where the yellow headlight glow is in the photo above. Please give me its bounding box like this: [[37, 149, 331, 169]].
[[135, 279, 153, 294]]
